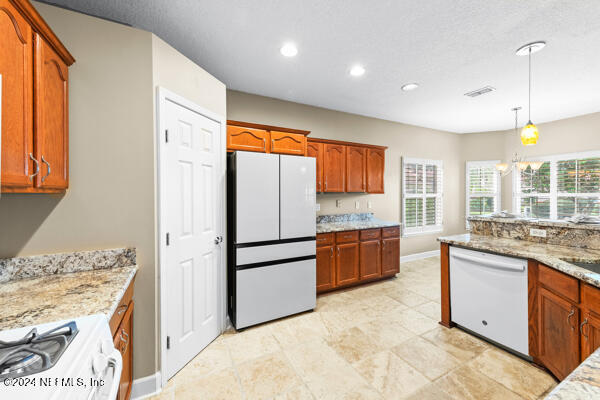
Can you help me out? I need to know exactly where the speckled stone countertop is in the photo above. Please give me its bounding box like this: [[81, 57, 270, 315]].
[[316, 212, 400, 234], [437, 234, 600, 288], [0, 248, 138, 331], [468, 215, 600, 231], [545, 348, 600, 399]]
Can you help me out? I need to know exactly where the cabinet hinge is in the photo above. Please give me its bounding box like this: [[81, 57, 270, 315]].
[[165, 129, 169, 143], [166, 233, 170, 246], [166, 336, 170, 349]]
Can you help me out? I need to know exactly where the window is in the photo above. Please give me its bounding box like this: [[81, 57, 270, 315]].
[[402, 158, 443, 236], [466, 161, 501, 227], [513, 151, 600, 220]]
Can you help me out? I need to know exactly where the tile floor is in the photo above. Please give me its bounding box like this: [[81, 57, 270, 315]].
[[150, 256, 557, 400]]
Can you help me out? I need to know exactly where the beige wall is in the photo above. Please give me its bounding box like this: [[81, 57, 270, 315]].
[[227, 90, 465, 255], [461, 112, 600, 213], [0, 3, 226, 380]]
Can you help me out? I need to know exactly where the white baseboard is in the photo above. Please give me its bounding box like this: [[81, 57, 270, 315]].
[[131, 372, 161, 400], [400, 250, 440, 263]]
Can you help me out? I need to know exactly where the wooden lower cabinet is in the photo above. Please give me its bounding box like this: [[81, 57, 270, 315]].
[[359, 240, 381, 280], [381, 237, 400, 276], [114, 301, 133, 400], [316, 227, 400, 294], [336, 242, 359, 286], [316, 245, 335, 292], [536, 286, 580, 380], [581, 311, 600, 360]]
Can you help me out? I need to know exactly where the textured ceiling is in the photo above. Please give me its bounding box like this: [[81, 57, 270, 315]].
[[41, 0, 600, 133]]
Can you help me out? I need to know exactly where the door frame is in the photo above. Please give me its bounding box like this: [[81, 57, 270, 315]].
[[156, 87, 227, 388]]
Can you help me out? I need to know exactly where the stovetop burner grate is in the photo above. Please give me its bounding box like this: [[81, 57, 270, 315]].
[[0, 321, 79, 379]]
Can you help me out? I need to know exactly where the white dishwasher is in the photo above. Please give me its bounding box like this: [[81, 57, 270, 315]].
[[449, 246, 529, 356]]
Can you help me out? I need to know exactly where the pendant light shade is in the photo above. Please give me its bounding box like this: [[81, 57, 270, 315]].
[[521, 120, 539, 146]]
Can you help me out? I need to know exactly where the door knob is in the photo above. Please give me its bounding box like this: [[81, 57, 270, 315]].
[[214, 236, 223, 245]]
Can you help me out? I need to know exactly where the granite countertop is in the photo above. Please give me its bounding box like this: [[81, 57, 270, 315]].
[[468, 215, 600, 231], [316, 212, 400, 234], [0, 248, 138, 331], [545, 348, 600, 399], [437, 234, 600, 288]]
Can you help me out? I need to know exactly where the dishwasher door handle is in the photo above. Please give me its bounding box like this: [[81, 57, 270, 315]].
[[451, 252, 525, 272]]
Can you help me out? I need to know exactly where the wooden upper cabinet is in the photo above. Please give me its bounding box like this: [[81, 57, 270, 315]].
[[307, 141, 323, 192], [34, 34, 68, 189], [270, 131, 306, 155], [0, 0, 33, 189], [536, 286, 580, 380], [366, 148, 385, 193], [346, 146, 366, 192], [323, 143, 345, 192], [227, 126, 269, 153]]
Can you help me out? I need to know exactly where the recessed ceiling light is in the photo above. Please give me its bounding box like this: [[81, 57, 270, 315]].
[[401, 83, 419, 91], [349, 65, 365, 77], [280, 43, 298, 57]]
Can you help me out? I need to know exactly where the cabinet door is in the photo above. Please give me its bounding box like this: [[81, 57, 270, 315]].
[[381, 237, 400, 276], [581, 311, 600, 361], [0, 1, 33, 189], [316, 245, 335, 293], [346, 146, 366, 192], [537, 286, 580, 380], [335, 242, 359, 287], [323, 144, 345, 192], [270, 131, 306, 155], [359, 239, 381, 280], [307, 141, 323, 192], [366, 148, 385, 193], [227, 125, 269, 153], [34, 34, 69, 189], [114, 301, 133, 400]]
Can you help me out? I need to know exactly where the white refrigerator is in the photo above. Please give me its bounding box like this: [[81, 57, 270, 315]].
[[227, 151, 317, 329]]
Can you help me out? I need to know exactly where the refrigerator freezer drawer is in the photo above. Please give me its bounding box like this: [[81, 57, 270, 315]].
[[235, 259, 316, 329], [449, 246, 529, 356], [236, 240, 316, 265]]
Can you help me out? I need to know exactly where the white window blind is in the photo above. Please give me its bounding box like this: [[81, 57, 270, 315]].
[[466, 161, 500, 227], [402, 158, 443, 236], [513, 151, 600, 220]]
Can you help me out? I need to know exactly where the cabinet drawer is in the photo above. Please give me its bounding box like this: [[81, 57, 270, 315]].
[[336, 231, 359, 243], [316, 233, 334, 247], [582, 283, 600, 316], [109, 278, 135, 336], [360, 229, 381, 241], [382, 226, 400, 238], [538, 263, 579, 303]]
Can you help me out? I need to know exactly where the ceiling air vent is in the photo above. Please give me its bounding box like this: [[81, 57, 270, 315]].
[[464, 86, 496, 97]]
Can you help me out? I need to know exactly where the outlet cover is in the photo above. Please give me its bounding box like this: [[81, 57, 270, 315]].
[[530, 228, 547, 238], [355, 201, 360, 209], [336, 200, 342, 208], [316, 203, 320, 211], [367, 201, 372, 209]]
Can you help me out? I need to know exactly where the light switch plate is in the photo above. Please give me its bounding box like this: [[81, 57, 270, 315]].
[[530, 228, 547, 238], [336, 200, 342, 208], [316, 203, 320, 211], [355, 201, 360, 209]]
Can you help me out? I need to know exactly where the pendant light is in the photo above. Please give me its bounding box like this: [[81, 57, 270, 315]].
[[516, 41, 545, 146]]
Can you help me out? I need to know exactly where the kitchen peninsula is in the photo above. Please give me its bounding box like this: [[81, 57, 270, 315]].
[[438, 216, 600, 398]]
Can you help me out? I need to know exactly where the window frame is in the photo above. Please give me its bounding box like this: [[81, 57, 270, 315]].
[[402, 157, 443, 237], [512, 150, 600, 220], [465, 160, 501, 228]]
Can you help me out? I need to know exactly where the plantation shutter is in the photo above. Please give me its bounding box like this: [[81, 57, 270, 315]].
[[517, 162, 551, 219], [557, 157, 600, 218], [403, 158, 443, 235], [466, 161, 500, 225]]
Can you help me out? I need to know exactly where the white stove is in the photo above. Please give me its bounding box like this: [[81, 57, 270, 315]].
[[0, 314, 121, 400]]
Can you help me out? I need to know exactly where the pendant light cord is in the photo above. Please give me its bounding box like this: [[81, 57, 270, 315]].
[[528, 47, 532, 121]]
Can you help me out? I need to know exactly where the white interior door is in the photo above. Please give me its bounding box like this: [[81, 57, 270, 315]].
[[163, 97, 221, 379]]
